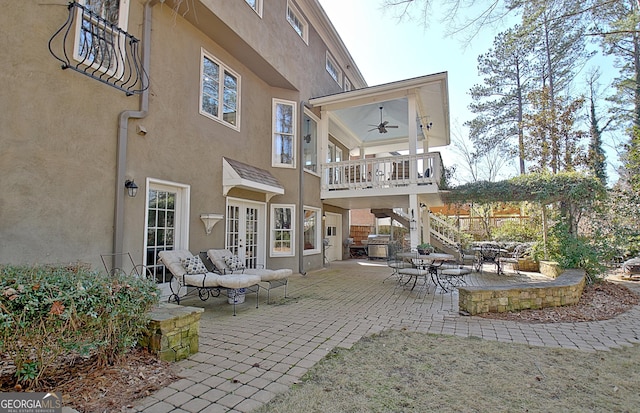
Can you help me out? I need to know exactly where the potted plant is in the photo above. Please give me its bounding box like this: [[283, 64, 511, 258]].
[[417, 243, 433, 255]]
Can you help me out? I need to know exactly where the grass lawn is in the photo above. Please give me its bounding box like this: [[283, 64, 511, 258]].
[[256, 330, 640, 413]]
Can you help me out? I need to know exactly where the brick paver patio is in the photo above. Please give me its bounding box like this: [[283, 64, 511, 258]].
[[134, 259, 640, 412]]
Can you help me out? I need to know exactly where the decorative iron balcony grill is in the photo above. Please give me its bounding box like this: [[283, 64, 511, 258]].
[[48, 2, 148, 96]]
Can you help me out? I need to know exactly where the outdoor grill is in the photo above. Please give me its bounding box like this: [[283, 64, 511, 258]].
[[367, 234, 390, 259]]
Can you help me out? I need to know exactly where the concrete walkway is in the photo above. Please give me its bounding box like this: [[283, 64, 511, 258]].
[[134, 260, 640, 412]]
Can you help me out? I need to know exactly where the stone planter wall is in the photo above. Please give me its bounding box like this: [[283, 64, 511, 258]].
[[139, 303, 204, 362], [458, 269, 585, 316], [539, 260, 562, 278], [517, 258, 539, 272]]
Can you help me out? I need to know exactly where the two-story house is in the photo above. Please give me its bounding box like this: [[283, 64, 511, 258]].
[[1, 0, 449, 297]]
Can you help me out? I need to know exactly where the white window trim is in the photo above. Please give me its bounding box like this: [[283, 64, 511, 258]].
[[199, 48, 241, 131], [270, 204, 295, 257], [302, 109, 321, 177], [272, 98, 297, 168], [286, 0, 309, 45], [244, 0, 263, 17], [74, 0, 130, 77], [344, 77, 352, 92], [303, 206, 322, 256], [325, 52, 342, 86]]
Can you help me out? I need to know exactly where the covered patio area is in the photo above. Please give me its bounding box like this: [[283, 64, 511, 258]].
[[134, 260, 640, 412]]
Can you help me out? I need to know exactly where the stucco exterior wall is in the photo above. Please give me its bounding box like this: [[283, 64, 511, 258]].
[[1, 0, 353, 275], [0, 2, 137, 266]]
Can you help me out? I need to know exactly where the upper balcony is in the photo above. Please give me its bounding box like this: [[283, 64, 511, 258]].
[[310, 73, 451, 210], [320, 152, 444, 209]]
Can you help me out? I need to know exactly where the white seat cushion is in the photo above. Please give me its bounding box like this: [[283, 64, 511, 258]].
[[183, 272, 222, 288], [247, 268, 292, 281], [207, 249, 292, 282], [158, 250, 221, 287], [441, 268, 471, 276], [217, 274, 261, 289]]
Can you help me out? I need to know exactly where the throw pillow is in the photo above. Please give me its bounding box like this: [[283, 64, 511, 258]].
[[223, 255, 245, 271], [181, 256, 207, 275]]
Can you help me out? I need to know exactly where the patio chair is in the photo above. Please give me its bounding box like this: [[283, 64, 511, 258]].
[[437, 247, 472, 290], [456, 243, 477, 270], [206, 248, 292, 304], [396, 252, 432, 297], [157, 250, 260, 316], [101, 252, 152, 278], [384, 247, 412, 284], [499, 244, 528, 274]]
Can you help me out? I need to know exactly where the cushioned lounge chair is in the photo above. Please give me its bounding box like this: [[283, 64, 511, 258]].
[[157, 250, 260, 315], [206, 248, 291, 304]]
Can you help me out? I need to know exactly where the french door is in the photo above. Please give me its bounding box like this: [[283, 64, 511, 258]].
[[144, 179, 190, 296], [226, 198, 266, 269]]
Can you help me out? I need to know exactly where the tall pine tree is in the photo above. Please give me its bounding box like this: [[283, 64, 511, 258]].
[[465, 26, 534, 174]]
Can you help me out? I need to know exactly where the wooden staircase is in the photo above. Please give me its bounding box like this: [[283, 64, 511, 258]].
[[371, 208, 462, 256], [371, 208, 409, 228]]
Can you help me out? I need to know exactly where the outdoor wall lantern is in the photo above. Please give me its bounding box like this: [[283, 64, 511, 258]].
[[124, 179, 138, 198], [200, 213, 224, 235]]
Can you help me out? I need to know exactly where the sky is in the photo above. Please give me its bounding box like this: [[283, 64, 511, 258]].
[[317, 0, 621, 184]]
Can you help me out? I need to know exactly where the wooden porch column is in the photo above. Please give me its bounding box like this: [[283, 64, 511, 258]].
[[407, 93, 418, 182]]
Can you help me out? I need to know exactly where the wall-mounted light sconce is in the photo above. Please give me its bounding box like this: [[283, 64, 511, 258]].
[[124, 179, 138, 198], [200, 213, 224, 235]]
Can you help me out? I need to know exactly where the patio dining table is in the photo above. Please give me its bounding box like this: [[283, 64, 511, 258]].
[[473, 245, 508, 274], [396, 252, 455, 292]]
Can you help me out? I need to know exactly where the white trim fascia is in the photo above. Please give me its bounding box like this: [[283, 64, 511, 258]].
[[309, 72, 448, 108]]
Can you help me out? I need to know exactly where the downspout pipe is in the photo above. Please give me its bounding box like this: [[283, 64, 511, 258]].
[[298, 101, 307, 276], [113, 0, 156, 269]]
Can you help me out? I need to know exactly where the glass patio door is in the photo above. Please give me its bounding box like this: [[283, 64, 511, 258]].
[[226, 198, 266, 269], [144, 180, 190, 297]]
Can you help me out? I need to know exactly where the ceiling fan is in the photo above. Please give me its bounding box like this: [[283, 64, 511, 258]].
[[368, 106, 399, 134]]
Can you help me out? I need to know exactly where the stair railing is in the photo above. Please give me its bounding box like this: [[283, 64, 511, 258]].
[[428, 211, 460, 250]]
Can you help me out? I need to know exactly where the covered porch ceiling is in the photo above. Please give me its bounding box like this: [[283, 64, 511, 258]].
[[309, 72, 450, 157]]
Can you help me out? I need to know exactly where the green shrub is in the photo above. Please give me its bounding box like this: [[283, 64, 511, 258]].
[[547, 221, 605, 282], [492, 220, 541, 243], [0, 264, 159, 387]]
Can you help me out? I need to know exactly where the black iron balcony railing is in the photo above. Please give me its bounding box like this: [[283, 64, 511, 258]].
[[48, 2, 148, 96]]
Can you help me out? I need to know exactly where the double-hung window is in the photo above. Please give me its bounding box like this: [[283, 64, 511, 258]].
[[271, 205, 295, 257], [74, 0, 130, 75], [326, 52, 341, 85], [287, 1, 308, 44], [200, 49, 240, 130], [302, 110, 319, 173], [272, 99, 296, 168]]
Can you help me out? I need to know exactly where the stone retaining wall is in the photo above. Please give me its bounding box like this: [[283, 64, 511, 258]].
[[539, 260, 562, 278], [139, 303, 204, 362], [458, 269, 586, 315]]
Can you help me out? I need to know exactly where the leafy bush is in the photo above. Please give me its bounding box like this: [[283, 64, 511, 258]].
[[492, 220, 541, 243], [0, 264, 159, 387], [547, 221, 605, 282]]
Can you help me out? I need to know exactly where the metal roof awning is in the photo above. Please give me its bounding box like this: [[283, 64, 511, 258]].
[[222, 157, 285, 202]]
